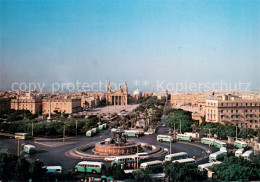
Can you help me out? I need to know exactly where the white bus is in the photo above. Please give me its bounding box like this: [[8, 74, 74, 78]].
[[140, 160, 164, 172], [157, 135, 174, 142], [173, 158, 196, 165], [209, 151, 226, 162], [198, 161, 222, 171], [234, 140, 247, 149], [201, 138, 215, 146], [44, 166, 63, 174], [111, 155, 139, 167], [136, 152, 149, 159], [235, 148, 245, 157], [15, 133, 29, 140], [213, 140, 227, 148], [165, 152, 188, 162], [176, 134, 192, 141], [242, 150, 254, 160], [122, 130, 142, 137]]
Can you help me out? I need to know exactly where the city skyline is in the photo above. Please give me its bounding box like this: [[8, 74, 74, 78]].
[[1, 0, 259, 91]]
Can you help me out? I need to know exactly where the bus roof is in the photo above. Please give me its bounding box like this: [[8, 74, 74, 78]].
[[166, 152, 188, 158], [177, 134, 190, 137], [201, 137, 215, 141], [157, 135, 172, 138], [234, 140, 247, 145], [15, 133, 28, 135], [24, 144, 35, 148], [140, 160, 163, 166], [173, 158, 195, 163], [242, 150, 253, 157], [210, 151, 226, 157], [198, 161, 222, 169], [214, 140, 226, 145], [46, 166, 62, 170], [114, 155, 137, 159], [78, 161, 104, 165]]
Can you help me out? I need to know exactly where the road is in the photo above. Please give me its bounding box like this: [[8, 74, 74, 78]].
[[0, 115, 217, 173]]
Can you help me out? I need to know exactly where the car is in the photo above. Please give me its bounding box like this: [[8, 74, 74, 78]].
[[104, 156, 116, 161]]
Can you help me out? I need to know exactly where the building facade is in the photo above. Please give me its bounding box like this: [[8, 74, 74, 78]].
[[11, 95, 42, 114], [106, 81, 128, 105], [42, 98, 81, 114], [205, 95, 260, 129]]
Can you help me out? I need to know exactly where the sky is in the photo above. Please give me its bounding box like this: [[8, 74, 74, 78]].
[[1, 0, 259, 92]]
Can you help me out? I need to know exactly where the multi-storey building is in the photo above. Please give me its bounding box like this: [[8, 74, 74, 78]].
[[205, 95, 260, 129], [11, 94, 42, 114], [42, 97, 81, 114], [0, 98, 11, 114]]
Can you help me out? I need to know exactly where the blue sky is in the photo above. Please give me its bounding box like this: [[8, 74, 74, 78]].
[[1, 0, 259, 92]]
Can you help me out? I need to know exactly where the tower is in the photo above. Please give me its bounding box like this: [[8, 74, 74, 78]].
[[106, 80, 111, 93], [123, 81, 128, 94]]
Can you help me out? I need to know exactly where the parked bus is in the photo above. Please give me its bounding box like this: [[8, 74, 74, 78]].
[[234, 140, 247, 149], [157, 135, 174, 142], [176, 134, 192, 141], [201, 138, 215, 146], [75, 161, 104, 174], [213, 140, 227, 148], [140, 160, 164, 173], [45, 166, 63, 174], [209, 151, 226, 162], [235, 148, 245, 157], [102, 123, 107, 129], [198, 161, 222, 171], [122, 130, 142, 137], [136, 152, 149, 159], [23, 144, 36, 154], [98, 125, 104, 131], [173, 158, 196, 165], [242, 150, 254, 160], [15, 133, 29, 140], [86, 130, 93, 137], [165, 152, 188, 162], [111, 155, 139, 167], [91, 127, 98, 134]]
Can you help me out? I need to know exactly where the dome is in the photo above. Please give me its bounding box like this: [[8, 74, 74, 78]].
[[133, 88, 140, 95]]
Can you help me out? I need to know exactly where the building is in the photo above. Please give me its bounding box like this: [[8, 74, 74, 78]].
[[205, 94, 260, 129], [0, 98, 11, 114], [81, 96, 99, 109], [106, 81, 128, 105], [42, 97, 81, 114], [11, 93, 42, 114]]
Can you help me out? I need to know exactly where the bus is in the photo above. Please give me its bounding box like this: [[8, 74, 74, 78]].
[[140, 160, 164, 173], [176, 134, 192, 141], [23, 144, 36, 154], [173, 158, 196, 165], [157, 135, 174, 142], [213, 140, 227, 148], [45, 166, 63, 174], [209, 151, 226, 162], [102, 123, 107, 129], [198, 161, 222, 171], [111, 155, 140, 167], [201, 138, 215, 146], [75, 161, 104, 174], [165, 152, 188, 162], [122, 130, 142, 137], [15, 133, 29, 140], [242, 150, 254, 160], [98, 125, 104, 131], [86, 130, 93, 137], [91, 127, 99, 134], [136, 152, 149, 159], [235, 148, 245, 157], [234, 140, 247, 149]]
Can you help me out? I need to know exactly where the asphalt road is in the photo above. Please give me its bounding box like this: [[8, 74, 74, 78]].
[[0, 115, 217, 173]]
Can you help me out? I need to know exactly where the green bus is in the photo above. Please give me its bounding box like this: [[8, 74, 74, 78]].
[[23, 144, 36, 154], [86, 130, 93, 137], [122, 130, 142, 137], [140, 160, 163, 173], [111, 155, 140, 167], [98, 125, 104, 131], [75, 161, 104, 174], [176, 134, 192, 141], [91, 127, 98, 134], [201, 137, 215, 146], [165, 152, 188, 162], [234, 140, 247, 149], [209, 151, 226, 162], [213, 140, 226, 148], [157, 135, 174, 142], [45, 166, 63, 174]]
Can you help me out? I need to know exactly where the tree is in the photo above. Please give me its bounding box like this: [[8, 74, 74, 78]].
[[132, 169, 151, 182], [30, 160, 46, 181], [212, 156, 259, 181]]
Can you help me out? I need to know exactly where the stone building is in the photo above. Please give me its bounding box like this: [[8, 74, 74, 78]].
[[11, 93, 42, 114], [106, 81, 128, 105], [205, 94, 260, 129], [0, 98, 11, 114], [42, 97, 81, 114]]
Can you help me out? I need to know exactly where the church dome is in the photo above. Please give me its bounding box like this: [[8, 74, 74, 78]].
[[133, 88, 140, 95]]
